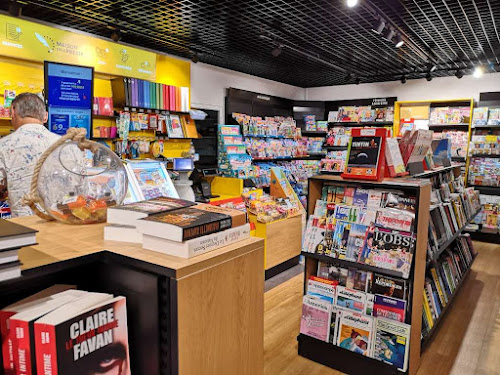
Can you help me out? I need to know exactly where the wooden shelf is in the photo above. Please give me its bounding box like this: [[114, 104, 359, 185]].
[[319, 170, 343, 175], [470, 154, 500, 158], [473, 125, 500, 129], [328, 121, 393, 127], [428, 124, 469, 130], [421, 254, 477, 348]]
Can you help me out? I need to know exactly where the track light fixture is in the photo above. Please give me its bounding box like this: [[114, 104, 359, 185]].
[[191, 52, 199, 63], [473, 66, 484, 78], [346, 0, 358, 8], [401, 75, 406, 84], [382, 27, 395, 42], [394, 34, 404, 48], [271, 45, 282, 57], [355, 77, 361, 85], [426, 72, 432, 81], [427, 63, 437, 72], [8, 0, 22, 17], [345, 73, 353, 82], [455, 69, 463, 79], [372, 17, 386, 35], [110, 29, 122, 42]]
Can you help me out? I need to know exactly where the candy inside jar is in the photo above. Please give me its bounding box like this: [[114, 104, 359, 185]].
[[37, 141, 127, 224]]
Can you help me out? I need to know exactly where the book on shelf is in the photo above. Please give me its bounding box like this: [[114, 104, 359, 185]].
[[372, 317, 410, 372], [34, 296, 129, 375], [142, 223, 251, 258], [137, 206, 236, 242], [1, 285, 76, 375]]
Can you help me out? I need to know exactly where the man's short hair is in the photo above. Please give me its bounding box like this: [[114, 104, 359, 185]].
[[11, 93, 46, 122]]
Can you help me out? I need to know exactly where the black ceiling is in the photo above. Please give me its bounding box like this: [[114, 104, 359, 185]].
[[4, 0, 500, 87]]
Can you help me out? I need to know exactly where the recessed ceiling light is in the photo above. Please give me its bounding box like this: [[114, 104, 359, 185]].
[[346, 0, 358, 8], [473, 66, 483, 78]]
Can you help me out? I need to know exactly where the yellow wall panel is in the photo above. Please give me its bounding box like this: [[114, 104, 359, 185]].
[[156, 54, 190, 87]]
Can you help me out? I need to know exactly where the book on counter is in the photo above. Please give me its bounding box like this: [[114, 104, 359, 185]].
[[1, 285, 76, 375], [104, 225, 142, 244], [106, 196, 196, 227], [34, 296, 129, 375], [142, 223, 251, 258], [137, 206, 238, 242], [0, 219, 37, 251]]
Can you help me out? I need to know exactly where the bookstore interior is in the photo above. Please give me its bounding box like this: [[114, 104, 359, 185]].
[[0, 2, 500, 375]]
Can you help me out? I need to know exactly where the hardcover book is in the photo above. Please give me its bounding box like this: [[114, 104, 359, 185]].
[[300, 296, 332, 342], [372, 317, 410, 371], [194, 204, 247, 228], [373, 295, 407, 322], [107, 197, 196, 227], [137, 207, 232, 242], [0, 219, 37, 251], [336, 311, 373, 356], [34, 296, 129, 375]]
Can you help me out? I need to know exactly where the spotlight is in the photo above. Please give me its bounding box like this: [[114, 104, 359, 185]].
[[426, 72, 432, 81], [455, 69, 463, 79], [110, 29, 122, 42], [372, 17, 386, 34], [355, 77, 361, 85], [346, 0, 358, 7], [272, 45, 282, 57], [394, 34, 404, 48], [345, 73, 353, 82], [427, 63, 437, 72], [473, 66, 483, 78], [191, 52, 199, 63], [401, 75, 406, 84], [382, 27, 395, 42], [8, 1, 22, 17]]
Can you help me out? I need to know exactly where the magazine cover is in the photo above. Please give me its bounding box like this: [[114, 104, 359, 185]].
[[373, 317, 410, 371], [358, 226, 415, 278], [307, 276, 337, 304], [300, 296, 332, 342], [371, 274, 407, 300], [472, 107, 488, 127], [365, 293, 374, 316], [167, 114, 185, 138], [375, 208, 414, 232], [346, 269, 372, 293], [337, 311, 373, 356], [328, 306, 341, 345], [331, 220, 351, 259], [34, 297, 130, 375], [317, 262, 348, 286], [345, 223, 368, 262], [336, 286, 366, 313], [373, 295, 407, 322]]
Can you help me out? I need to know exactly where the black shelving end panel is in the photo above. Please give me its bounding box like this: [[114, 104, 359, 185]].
[[468, 231, 500, 244], [470, 185, 500, 195], [301, 252, 406, 280], [298, 334, 402, 375]]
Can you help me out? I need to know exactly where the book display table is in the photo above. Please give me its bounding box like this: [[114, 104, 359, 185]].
[[0, 216, 265, 375]]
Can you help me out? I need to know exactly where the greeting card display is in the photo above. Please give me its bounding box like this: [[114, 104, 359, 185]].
[[341, 128, 388, 181]]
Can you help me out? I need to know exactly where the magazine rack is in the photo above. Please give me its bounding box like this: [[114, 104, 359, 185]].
[[0, 217, 265, 375], [299, 175, 431, 375]]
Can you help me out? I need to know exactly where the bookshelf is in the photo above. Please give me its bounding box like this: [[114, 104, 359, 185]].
[[300, 175, 431, 375]]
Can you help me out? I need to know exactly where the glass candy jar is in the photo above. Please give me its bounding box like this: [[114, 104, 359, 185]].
[[25, 129, 127, 224]]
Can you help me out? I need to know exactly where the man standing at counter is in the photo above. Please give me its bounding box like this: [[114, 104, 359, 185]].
[[0, 93, 60, 217]]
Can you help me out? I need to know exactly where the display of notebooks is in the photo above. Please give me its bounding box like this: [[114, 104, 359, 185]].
[[342, 128, 388, 181], [300, 295, 332, 342], [358, 226, 415, 278], [137, 206, 232, 242], [372, 318, 410, 371], [167, 114, 185, 138], [336, 286, 366, 312], [107, 196, 196, 227], [373, 295, 406, 322], [34, 296, 130, 375], [336, 311, 373, 356]]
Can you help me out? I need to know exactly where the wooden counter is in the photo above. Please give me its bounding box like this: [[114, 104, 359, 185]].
[[2, 216, 265, 375]]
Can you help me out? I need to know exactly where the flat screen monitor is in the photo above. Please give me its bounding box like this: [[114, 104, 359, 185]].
[[44, 61, 93, 137], [173, 158, 194, 172]]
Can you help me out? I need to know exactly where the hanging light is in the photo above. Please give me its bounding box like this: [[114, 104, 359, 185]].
[[473, 66, 484, 78]]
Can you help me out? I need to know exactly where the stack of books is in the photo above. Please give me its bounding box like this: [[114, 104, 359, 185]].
[[0, 285, 130, 375], [300, 263, 411, 371], [0, 219, 37, 282], [422, 234, 476, 337], [105, 197, 250, 258], [302, 185, 417, 278]]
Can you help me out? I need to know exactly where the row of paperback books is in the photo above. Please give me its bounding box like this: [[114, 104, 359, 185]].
[[422, 234, 477, 337], [105, 196, 250, 258], [0, 220, 37, 282], [1, 286, 130, 375], [300, 262, 411, 371], [302, 185, 417, 278], [427, 171, 480, 258]]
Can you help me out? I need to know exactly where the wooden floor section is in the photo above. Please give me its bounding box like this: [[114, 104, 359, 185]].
[[264, 241, 500, 375]]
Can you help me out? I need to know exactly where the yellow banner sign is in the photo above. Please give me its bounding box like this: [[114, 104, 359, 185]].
[[0, 15, 156, 80]]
